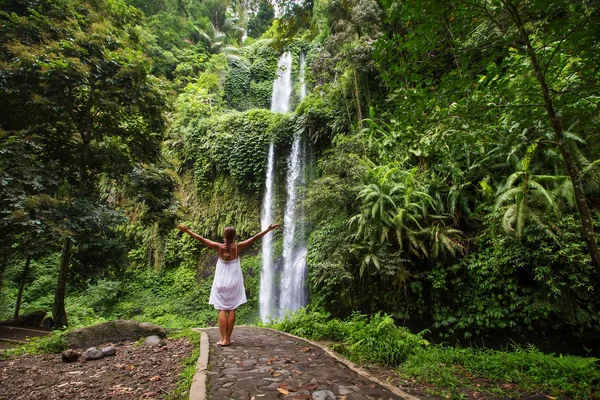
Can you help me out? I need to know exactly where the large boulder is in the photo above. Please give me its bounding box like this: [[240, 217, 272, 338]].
[[64, 320, 165, 349], [0, 310, 47, 327]]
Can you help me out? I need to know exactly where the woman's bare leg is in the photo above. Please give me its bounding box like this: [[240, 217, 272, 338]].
[[217, 310, 227, 345], [225, 309, 236, 345]]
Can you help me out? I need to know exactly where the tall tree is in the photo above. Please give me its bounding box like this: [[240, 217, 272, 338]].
[[495, 0, 600, 279], [374, 0, 600, 280], [0, 0, 168, 326]]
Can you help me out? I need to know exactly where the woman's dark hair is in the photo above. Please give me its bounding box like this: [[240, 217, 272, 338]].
[[223, 226, 236, 256]]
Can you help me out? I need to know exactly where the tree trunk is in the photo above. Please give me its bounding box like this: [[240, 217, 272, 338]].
[[53, 238, 72, 328], [14, 255, 31, 319], [503, 1, 600, 280]]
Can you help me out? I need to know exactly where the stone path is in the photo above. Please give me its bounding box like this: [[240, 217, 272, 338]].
[[201, 326, 418, 400]]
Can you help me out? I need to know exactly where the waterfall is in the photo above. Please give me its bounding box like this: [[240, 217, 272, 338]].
[[270, 52, 292, 113], [260, 51, 309, 320], [259, 51, 293, 321], [278, 52, 308, 317], [259, 144, 275, 321], [299, 52, 306, 101], [279, 134, 303, 316]]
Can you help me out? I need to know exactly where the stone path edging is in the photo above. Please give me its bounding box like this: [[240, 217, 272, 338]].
[[189, 330, 209, 400], [261, 327, 420, 400]]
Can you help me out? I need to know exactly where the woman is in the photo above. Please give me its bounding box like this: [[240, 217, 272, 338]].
[[177, 223, 279, 346]]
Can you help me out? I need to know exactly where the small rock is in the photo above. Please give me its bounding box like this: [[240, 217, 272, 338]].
[[144, 335, 167, 347], [84, 347, 104, 361], [312, 390, 336, 400], [338, 385, 359, 395], [101, 346, 117, 356], [262, 377, 283, 382], [61, 349, 81, 363]]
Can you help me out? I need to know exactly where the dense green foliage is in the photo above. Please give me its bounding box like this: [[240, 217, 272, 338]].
[[1, 2, 600, 395], [271, 309, 600, 398]]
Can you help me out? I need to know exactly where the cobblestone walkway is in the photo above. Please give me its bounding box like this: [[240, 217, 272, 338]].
[[203, 326, 413, 400]]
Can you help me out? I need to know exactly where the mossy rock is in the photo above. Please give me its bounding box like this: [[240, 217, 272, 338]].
[[64, 320, 166, 348]]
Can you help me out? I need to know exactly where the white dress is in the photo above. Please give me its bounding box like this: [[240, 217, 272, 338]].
[[208, 257, 247, 310]]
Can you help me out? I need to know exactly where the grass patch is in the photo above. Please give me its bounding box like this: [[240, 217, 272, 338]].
[[268, 308, 600, 399], [0, 330, 68, 360], [166, 329, 201, 400], [402, 345, 600, 399]]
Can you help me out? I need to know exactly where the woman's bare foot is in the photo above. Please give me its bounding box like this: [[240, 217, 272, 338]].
[[220, 340, 234, 347]]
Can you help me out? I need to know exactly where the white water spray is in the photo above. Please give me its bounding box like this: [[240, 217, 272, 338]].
[[278, 52, 309, 317], [279, 134, 303, 316], [259, 144, 275, 321], [270, 52, 293, 114], [259, 51, 293, 321]]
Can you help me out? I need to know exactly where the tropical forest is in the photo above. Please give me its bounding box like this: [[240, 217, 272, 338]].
[[1, 0, 599, 398]]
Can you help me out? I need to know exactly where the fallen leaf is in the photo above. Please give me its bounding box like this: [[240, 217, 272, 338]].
[[148, 375, 160, 381], [300, 347, 312, 352], [292, 369, 303, 374], [278, 388, 290, 395], [126, 364, 135, 370]]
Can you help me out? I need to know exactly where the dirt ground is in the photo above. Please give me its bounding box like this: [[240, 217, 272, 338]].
[[0, 337, 193, 400]]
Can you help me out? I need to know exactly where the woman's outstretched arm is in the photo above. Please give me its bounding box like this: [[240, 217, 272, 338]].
[[237, 224, 280, 251], [177, 225, 221, 250]]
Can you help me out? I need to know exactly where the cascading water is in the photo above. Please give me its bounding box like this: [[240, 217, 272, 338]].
[[299, 52, 306, 101], [259, 144, 275, 321], [278, 52, 309, 317], [259, 51, 292, 321], [269, 52, 293, 114], [260, 51, 310, 320], [279, 134, 304, 316]]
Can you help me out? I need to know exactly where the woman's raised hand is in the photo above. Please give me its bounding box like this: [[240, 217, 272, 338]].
[[268, 224, 280, 231], [177, 224, 190, 233]]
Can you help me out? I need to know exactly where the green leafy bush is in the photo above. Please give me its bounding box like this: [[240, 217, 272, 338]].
[[428, 214, 600, 343], [25, 331, 68, 354], [271, 310, 428, 366]]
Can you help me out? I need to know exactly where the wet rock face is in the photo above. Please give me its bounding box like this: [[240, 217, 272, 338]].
[[64, 320, 166, 348]]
